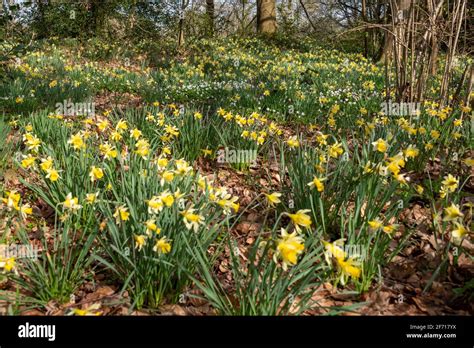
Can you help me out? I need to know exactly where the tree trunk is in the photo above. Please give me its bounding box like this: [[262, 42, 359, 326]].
[[257, 0, 276, 34], [177, 0, 189, 47], [206, 0, 214, 36], [362, 0, 368, 57], [379, 0, 410, 63]]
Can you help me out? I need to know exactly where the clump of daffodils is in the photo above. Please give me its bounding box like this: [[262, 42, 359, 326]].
[[442, 203, 469, 245]]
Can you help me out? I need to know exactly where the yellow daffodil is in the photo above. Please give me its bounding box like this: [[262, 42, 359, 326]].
[[147, 196, 164, 214], [441, 174, 458, 193], [217, 196, 239, 214], [275, 228, 305, 270], [69, 304, 101, 316], [113, 205, 130, 223], [464, 158, 474, 167], [328, 142, 344, 158], [415, 185, 424, 195], [20, 204, 33, 219], [145, 219, 160, 235], [430, 130, 440, 140], [45, 168, 60, 182], [110, 131, 123, 141], [372, 138, 388, 153], [23, 133, 41, 152], [134, 139, 150, 159], [0, 257, 16, 272], [155, 156, 169, 170], [68, 132, 86, 150], [63, 193, 82, 211], [40, 156, 54, 171], [21, 154, 36, 168], [164, 124, 179, 137], [307, 177, 325, 192], [181, 207, 205, 232], [99, 143, 118, 160], [265, 192, 282, 207], [403, 145, 419, 159], [86, 192, 99, 204], [286, 209, 312, 231], [153, 237, 172, 254], [160, 171, 175, 186], [337, 257, 361, 279], [130, 128, 142, 140], [97, 119, 109, 132], [322, 239, 347, 262], [159, 191, 175, 207], [175, 159, 192, 175], [382, 224, 398, 235], [443, 204, 464, 221], [2, 191, 21, 210], [89, 166, 104, 182], [286, 136, 300, 148], [201, 148, 213, 157], [368, 218, 383, 231], [451, 222, 467, 244], [134, 234, 147, 251], [116, 119, 128, 132]]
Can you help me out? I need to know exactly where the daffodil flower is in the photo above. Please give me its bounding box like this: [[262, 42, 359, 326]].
[[368, 218, 383, 231], [372, 138, 388, 153], [89, 166, 104, 182], [45, 168, 61, 182], [451, 222, 467, 245], [443, 204, 464, 221], [328, 142, 344, 158], [134, 234, 147, 251], [130, 128, 142, 140], [113, 205, 130, 223], [147, 196, 164, 214], [153, 237, 172, 254], [69, 304, 101, 316], [63, 193, 82, 211], [307, 177, 325, 192], [2, 191, 21, 211], [285, 209, 312, 231], [145, 219, 160, 236], [85, 192, 99, 204], [286, 136, 300, 148], [265, 192, 282, 207], [21, 154, 36, 169], [181, 207, 205, 232], [274, 228, 305, 271], [20, 204, 33, 219], [0, 257, 16, 272], [68, 132, 86, 150], [441, 174, 458, 193]]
